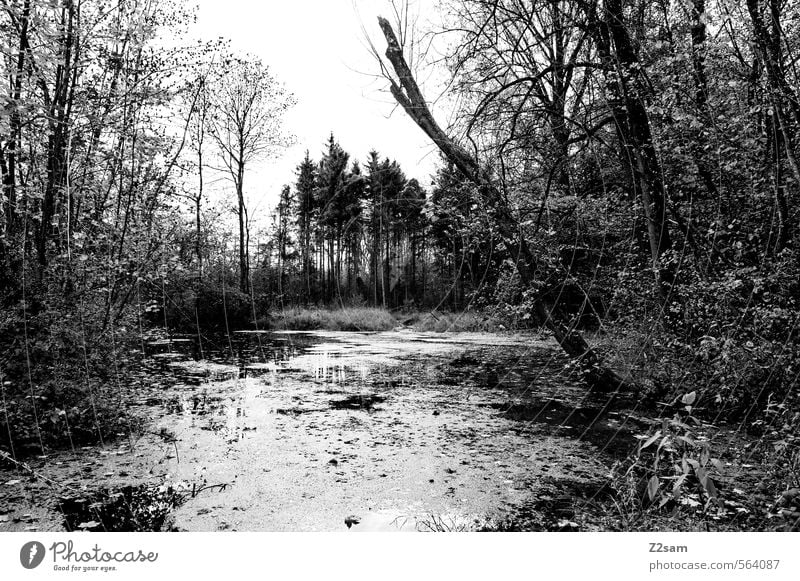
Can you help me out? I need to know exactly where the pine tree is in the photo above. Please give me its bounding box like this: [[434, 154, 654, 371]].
[[316, 134, 350, 301], [295, 151, 317, 302]]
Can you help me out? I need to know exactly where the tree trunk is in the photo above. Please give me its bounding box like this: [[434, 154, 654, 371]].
[[589, 1, 675, 299], [688, 0, 719, 199], [3, 0, 31, 243], [39, 0, 77, 269], [196, 146, 204, 281], [237, 162, 249, 294], [747, 0, 798, 251]]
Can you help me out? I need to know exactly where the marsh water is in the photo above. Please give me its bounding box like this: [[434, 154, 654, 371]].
[[3, 330, 646, 532], [131, 330, 638, 531]]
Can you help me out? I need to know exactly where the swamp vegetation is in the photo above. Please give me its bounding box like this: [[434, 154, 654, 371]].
[[1, 0, 800, 531]]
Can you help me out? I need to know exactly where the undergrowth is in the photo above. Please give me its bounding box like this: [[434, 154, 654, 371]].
[[267, 307, 397, 332]]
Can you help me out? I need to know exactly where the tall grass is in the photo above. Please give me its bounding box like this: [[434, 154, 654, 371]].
[[409, 311, 507, 332], [269, 307, 397, 332], [266, 307, 518, 333]]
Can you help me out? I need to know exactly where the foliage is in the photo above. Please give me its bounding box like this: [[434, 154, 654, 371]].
[[0, 277, 143, 454], [611, 395, 726, 519]]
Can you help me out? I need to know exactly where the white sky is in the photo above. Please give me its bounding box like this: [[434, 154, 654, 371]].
[[188, 0, 443, 217]]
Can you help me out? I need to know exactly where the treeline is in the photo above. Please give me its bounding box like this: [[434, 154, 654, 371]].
[[260, 136, 505, 311]]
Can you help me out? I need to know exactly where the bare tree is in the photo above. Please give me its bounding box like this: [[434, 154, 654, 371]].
[[442, 0, 593, 197], [208, 56, 294, 294], [188, 76, 210, 281]]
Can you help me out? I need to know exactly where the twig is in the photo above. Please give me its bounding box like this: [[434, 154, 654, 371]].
[[0, 450, 61, 488], [180, 482, 230, 503]]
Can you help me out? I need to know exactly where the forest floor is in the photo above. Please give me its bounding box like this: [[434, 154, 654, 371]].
[[0, 329, 796, 532]]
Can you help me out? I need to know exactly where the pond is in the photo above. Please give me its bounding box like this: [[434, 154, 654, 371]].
[[2, 330, 645, 532]]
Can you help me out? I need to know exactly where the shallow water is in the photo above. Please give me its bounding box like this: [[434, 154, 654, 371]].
[[0, 329, 641, 532], [124, 329, 632, 531]]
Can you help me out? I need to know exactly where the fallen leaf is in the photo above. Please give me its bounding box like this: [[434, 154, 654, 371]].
[[78, 521, 100, 529], [647, 475, 660, 501]]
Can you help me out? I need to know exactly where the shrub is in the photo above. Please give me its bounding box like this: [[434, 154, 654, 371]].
[[610, 396, 726, 519], [0, 286, 143, 455]]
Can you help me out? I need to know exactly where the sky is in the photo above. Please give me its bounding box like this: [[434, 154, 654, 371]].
[[188, 0, 443, 216]]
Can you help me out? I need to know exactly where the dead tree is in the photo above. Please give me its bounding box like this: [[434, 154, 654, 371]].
[[376, 16, 630, 393]]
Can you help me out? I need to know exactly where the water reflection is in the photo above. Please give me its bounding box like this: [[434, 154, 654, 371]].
[[135, 329, 625, 532]]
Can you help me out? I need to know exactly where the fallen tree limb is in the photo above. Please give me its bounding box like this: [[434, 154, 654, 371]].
[[377, 16, 631, 393]]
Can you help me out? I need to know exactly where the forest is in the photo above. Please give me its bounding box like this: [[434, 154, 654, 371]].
[[0, 0, 799, 532]]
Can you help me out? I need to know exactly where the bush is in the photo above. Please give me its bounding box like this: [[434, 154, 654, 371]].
[[610, 398, 725, 519], [161, 282, 258, 331], [0, 286, 143, 455]]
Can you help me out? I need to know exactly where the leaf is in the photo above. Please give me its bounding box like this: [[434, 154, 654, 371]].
[[640, 430, 661, 450], [670, 419, 692, 430], [78, 521, 100, 529], [703, 477, 719, 500], [694, 465, 707, 486], [681, 391, 697, 406], [647, 475, 660, 501], [673, 473, 688, 500], [700, 445, 711, 467]]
